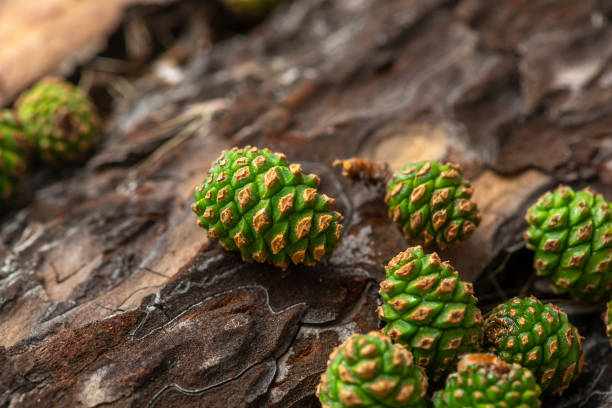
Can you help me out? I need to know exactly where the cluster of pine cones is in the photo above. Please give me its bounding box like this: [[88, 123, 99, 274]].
[[318, 249, 583, 408], [0, 77, 99, 201], [191, 147, 612, 407]]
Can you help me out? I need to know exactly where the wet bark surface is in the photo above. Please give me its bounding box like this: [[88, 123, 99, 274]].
[[1, 0, 612, 406]]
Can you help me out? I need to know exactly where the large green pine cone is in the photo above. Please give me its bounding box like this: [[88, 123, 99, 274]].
[[525, 185, 612, 301], [221, 0, 287, 17], [433, 353, 542, 408], [376, 246, 483, 381], [192, 146, 344, 269], [316, 331, 428, 408], [16, 77, 99, 164], [0, 110, 30, 199], [605, 300, 612, 347], [385, 161, 480, 248], [483, 297, 584, 395]]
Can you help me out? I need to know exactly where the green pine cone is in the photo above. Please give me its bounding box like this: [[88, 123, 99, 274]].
[[0, 110, 31, 199], [525, 185, 612, 301], [483, 297, 584, 395], [316, 331, 428, 408], [192, 146, 344, 269], [605, 300, 612, 346], [376, 246, 483, 381], [16, 77, 99, 164], [221, 0, 287, 17], [385, 161, 480, 248], [433, 353, 542, 408]]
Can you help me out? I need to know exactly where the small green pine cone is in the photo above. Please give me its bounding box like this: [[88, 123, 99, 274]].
[[16, 77, 99, 164], [376, 246, 483, 381], [433, 353, 542, 408], [484, 297, 584, 395], [316, 331, 428, 408], [385, 161, 480, 248], [221, 0, 286, 17], [525, 185, 612, 301], [192, 146, 344, 269], [605, 300, 612, 346], [0, 110, 31, 199]]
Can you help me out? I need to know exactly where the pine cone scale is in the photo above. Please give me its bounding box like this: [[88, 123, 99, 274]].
[[16, 77, 99, 164], [192, 146, 343, 269], [377, 246, 483, 381], [386, 161, 480, 247], [0, 110, 31, 199], [525, 185, 612, 301], [434, 353, 542, 407], [317, 331, 428, 408], [483, 297, 583, 395]]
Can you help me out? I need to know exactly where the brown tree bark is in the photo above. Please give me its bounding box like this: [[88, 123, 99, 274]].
[[1, 0, 612, 407]]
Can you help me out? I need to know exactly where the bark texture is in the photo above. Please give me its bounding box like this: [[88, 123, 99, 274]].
[[1, 0, 612, 407]]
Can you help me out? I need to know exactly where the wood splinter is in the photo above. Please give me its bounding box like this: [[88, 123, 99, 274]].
[[333, 157, 389, 183]]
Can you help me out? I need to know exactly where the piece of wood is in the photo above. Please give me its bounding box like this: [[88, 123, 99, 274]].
[[0, 0, 173, 106], [1, 0, 612, 406]]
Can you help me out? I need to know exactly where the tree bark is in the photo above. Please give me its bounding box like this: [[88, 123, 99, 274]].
[[1, 0, 612, 407]]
